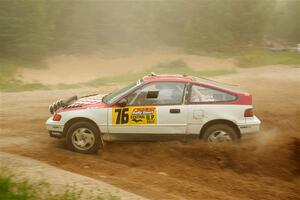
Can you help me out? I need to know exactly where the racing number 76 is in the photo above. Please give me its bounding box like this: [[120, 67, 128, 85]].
[[114, 108, 129, 124]]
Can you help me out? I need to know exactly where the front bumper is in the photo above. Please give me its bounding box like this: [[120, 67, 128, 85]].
[[238, 116, 261, 139], [46, 117, 65, 138]]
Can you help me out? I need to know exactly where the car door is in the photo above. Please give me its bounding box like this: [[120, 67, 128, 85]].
[[107, 81, 188, 135]]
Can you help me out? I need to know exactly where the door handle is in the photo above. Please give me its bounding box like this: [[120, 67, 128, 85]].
[[170, 108, 180, 114]]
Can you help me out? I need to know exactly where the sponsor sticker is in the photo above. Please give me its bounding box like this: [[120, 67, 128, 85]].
[[112, 107, 157, 125]]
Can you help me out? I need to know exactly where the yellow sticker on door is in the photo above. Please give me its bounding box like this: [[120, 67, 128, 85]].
[[112, 107, 157, 125]]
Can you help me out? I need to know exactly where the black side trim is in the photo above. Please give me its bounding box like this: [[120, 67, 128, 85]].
[[105, 133, 199, 142], [49, 131, 64, 139], [170, 109, 181, 113]]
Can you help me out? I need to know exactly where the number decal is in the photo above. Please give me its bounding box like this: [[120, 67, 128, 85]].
[[114, 108, 129, 124], [112, 107, 156, 125], [114, 108, 122, 124], [122, 108, 129, 124]]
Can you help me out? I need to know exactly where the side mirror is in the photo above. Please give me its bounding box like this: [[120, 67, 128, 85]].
[[117, 98, 127, 107]]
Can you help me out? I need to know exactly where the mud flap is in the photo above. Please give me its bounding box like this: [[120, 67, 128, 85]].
[[100, 134, 105, 149]]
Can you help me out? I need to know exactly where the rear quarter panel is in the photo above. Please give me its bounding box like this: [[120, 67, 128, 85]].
[[187, 104, 251, 134]]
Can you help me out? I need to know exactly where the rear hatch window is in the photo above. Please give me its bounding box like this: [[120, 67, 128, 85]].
[[192, 77, 245, 92]]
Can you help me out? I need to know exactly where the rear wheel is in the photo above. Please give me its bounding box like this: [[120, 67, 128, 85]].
[[66, 121, 101, 154], [203, 124, 239, 143]]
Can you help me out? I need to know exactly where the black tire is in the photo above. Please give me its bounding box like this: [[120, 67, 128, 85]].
[[202, 124, 239, 143], [66, 121, 101, 154]]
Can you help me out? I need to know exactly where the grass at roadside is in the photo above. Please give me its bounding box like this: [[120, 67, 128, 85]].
[[0, 172, 120, 200], [193, 47, 300, 68], [0, 59, 233, 92], [86, 59, 234, 86], [237, 48, 300, 68], [0, 59, 48, 92], [3, 47, 298, 92], [3, 47, 299, 92]]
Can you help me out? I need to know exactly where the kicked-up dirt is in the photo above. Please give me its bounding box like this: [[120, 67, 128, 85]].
[[0, 65, 300, 199]]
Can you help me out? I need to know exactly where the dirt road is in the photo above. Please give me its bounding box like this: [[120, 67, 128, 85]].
[[1, 65, 300, 199], [0, 152, 148, 200], [17, 49, 234, 84]]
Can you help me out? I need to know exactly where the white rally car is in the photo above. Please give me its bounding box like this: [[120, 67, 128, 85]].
[[46, 74, 261, 154]]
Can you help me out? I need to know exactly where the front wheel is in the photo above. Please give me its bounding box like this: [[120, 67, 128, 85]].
[[203, 124, 239, 143], [66, 121, 101, 154]]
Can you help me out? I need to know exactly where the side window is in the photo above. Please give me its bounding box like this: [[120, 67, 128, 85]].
[[189, 84, 236, 103], [126, 82, 185, 106]]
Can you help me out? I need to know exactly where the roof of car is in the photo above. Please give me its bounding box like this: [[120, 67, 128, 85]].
[[142, 73, 244, 92], [143, 73, 192, 82]]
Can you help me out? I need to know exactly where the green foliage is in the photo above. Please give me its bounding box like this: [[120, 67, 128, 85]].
[[0, 1, 298, 91], [0, 0, 299, 62], [0, 60, 17, 89], [237, 49, 300, 68], [54, 83, 79, 90], [182, 0, 273, 52], [86, 59, 234, 86], [0, 174, 37, 200], [266, 0, 300, 43], [0, 0, 49, 62], [0, 173, 120, 200], [97, 195, 120, 200]]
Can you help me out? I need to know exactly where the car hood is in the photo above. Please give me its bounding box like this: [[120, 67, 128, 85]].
[[62, 94, 108, 111], [73, 94, 104, 106], [66, 93, 112, 108], [49, 94, 108, 114]]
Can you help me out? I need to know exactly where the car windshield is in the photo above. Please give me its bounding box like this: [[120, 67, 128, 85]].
[[102, 79, 143, 104]]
